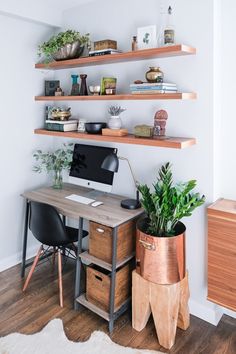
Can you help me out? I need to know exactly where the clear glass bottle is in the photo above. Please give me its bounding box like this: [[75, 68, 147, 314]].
[[164, 6, 175, 46], [132, 36, 138, 51]]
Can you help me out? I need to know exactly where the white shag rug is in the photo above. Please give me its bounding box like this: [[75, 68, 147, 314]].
[[0, 319, 162, 354]]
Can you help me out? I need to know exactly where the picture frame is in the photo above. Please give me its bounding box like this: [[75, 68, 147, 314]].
[[137, 25, 157, 49], [45, 80, 60, 96], [100, 77, 117, 95]]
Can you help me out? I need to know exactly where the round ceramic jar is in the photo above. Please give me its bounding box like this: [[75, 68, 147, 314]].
[[145, 67, 164, 83]]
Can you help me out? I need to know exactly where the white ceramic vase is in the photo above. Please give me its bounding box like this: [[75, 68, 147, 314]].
[[108, 115, 122, 130]]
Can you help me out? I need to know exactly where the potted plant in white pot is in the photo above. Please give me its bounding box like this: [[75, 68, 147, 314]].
[[108, 105, 126, 130], [136, 162, 205, 284], [38, 30, 90, 62]]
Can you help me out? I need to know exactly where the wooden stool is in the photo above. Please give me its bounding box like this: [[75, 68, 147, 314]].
[[132, 270, 190, 349]]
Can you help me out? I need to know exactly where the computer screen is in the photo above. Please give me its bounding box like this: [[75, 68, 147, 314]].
[[69, 144, 117, 192]]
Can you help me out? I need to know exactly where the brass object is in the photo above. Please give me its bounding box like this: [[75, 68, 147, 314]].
[[134, 125, 153, 138], [51, 108, 71, 121], [145, 67, 164, 83], [136, 218, 186, 284]]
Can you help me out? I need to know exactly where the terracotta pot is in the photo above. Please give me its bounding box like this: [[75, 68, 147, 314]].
[[136, 217, 186, 285]]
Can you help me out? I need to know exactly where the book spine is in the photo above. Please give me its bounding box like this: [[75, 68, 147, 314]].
[[131, 90, 177, 94], [130, 86, 177, 91], [45, 123, 65, 131]]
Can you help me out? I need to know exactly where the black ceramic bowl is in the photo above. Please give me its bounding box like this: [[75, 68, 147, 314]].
[[85, 122, 107, 134]]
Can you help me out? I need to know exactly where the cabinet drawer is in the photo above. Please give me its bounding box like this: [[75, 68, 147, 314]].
[[89, 220, 135, 264], [207, 213, 236, 311]]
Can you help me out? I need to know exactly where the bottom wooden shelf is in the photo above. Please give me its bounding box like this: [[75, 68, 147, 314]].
[[76, 293, 130, 322], [34, 129, 196, 149], [79, 251, 135, 271]]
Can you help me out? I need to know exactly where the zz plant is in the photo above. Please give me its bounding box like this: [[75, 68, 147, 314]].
[[138, 162, 205, 237]]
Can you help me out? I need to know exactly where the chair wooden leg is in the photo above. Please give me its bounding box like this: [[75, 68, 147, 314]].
[[52, 247, 56, 266], [58, 250, 63, 307], [23, 245, 43, 292]]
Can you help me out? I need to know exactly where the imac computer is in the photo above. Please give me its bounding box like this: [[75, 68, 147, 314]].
[[69, 143, 117, 194]]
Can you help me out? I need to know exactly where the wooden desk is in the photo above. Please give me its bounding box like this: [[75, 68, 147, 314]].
[[22, 183, 143, 331]]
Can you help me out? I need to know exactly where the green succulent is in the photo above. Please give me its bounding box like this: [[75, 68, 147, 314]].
[[38, 30, 90, 61], [138, 162, 205, 237]]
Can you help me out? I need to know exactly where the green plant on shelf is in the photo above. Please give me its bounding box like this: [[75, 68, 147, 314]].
[[138, 162, 205, 237], [38, 30, 90, 61]]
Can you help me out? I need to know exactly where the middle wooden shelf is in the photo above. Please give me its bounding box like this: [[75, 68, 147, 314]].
[[34, 129, 196, 149], [35, 92, 196, 101]]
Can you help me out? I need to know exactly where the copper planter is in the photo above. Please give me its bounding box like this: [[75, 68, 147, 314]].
[[136, 218, 186, 285]]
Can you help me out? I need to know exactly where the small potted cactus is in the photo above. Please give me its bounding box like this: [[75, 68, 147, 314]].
[[108, 105, 126, 130]]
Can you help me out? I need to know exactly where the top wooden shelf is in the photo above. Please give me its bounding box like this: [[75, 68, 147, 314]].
[[35, 44, 196, 70]]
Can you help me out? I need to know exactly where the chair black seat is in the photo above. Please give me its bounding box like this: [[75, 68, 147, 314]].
[[29, 201, 88, 247], [65, 226, 88, 244]]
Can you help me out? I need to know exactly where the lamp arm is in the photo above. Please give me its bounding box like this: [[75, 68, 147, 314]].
[[118, 156, 140, 188]]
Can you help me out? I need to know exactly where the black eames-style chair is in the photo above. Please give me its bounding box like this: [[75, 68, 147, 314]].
[[22, 201, 88, 307]]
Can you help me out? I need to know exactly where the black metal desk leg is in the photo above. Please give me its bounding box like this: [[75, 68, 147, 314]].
[[21, 200, 29, 278], [109, 227, 118, 333], [74, 217, 84, 310]]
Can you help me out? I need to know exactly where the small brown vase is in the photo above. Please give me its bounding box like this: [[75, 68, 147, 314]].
[[136, 217, 186, 284], [145, 67, 164, 83]]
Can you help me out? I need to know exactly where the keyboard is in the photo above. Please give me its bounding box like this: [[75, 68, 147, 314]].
[[65, 194, 95, 205]]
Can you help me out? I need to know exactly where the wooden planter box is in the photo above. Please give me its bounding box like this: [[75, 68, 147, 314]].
[[89, 220, 135, 263], [86, 263, 132, 312]]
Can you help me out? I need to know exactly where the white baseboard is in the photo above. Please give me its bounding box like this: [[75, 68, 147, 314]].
[[0, 245, 39, 273], [189, 299, 223, 325]]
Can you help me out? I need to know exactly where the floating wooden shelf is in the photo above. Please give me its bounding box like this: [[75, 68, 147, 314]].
[[35, 44, 196, 70], [79, 251, 135, 272], [35, 92, 196, 101], [34, 129, 196, 149]]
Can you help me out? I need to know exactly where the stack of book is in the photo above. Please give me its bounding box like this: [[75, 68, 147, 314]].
[[89, 49, 122, 57], [45, 119, 78, 132], [130, 82, 177, 94]]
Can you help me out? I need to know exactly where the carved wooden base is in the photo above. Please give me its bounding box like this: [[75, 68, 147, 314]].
[[132, 270, 190, 349]]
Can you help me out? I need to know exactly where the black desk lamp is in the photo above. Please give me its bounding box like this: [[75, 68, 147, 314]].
[[101, 153, 141, 210]]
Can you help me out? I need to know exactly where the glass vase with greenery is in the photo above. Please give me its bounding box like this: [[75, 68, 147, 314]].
[[138, 162, 205, 237], [33, 143, 74, 189]]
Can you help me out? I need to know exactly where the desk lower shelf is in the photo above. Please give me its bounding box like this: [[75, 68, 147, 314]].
[[76, 293, 131, 322], [79, 251, 135, 271]]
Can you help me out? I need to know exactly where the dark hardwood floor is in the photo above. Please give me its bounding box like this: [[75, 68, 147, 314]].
[[0, 258, 235, 353]]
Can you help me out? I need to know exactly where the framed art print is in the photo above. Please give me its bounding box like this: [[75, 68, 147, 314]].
[[137, 25, 157, 49]]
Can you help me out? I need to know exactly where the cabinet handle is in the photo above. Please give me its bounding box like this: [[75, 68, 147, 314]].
[[139, 239, 156, 251], [96, 227, 105, 233]]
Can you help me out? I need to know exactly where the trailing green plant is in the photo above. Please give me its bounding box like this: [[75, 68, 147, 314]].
[[33, 143, 74, 174], [138, 162, 205, 237], [38, 30, 90, 60]]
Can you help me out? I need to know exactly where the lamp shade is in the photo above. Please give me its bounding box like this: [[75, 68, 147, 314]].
[[101, 153, 119, 172]]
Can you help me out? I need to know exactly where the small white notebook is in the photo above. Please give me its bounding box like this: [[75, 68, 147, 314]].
[[65, 194, 95, 205]]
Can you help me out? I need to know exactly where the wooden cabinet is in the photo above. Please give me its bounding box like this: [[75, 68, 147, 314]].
[[207, 199, 236, 311]]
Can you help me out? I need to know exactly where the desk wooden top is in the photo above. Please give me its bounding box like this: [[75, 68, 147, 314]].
[[22, 183, 144, 228]]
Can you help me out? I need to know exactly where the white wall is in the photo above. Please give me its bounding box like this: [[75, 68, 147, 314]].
[[58, 0, 224, 324], [221, 0, 236, 200], [0, 0, 94, 27], [0, 14, 56, 271]]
